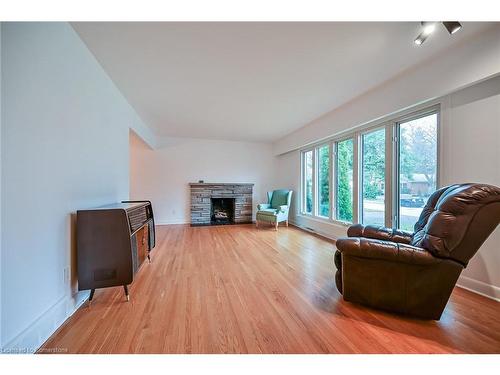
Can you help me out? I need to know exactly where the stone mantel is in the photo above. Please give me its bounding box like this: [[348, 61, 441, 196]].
[[189, 182, 254, 186], [189, 183, 254, 225]]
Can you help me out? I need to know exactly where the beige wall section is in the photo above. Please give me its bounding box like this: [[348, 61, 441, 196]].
[[274, 75, 500, 300], [129, 132, 276, 224]]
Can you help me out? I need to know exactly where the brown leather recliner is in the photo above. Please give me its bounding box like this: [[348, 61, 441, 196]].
[[334, 183, 500, 320]]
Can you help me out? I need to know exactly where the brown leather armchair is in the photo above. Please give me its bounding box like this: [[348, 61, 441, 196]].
[[335, 183, 500, 320]]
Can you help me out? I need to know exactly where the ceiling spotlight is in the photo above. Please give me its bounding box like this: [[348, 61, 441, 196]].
[[414, 32, 428, 45], [414, 21, 462, 46], [422, 22, 437, 36], [414, 22, 436, 46], [443, 21, 462, 35]]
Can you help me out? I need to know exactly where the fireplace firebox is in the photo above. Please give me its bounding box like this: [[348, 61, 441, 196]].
[[210, 198, 235, 225]]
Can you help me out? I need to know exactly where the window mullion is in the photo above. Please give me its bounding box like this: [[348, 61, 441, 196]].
[[393, 122, 400, 229], [301, 152, 305, 214], [334, 142, 338, 220], [313, 149, 317, 217], [313, 148, 317, 216], [329, 142, 334, 221], [385, 124, 393, 228], [352, 134, 360, 224]]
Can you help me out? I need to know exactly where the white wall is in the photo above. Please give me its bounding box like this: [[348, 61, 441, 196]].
[[441, 76, 500, 298], [0, 23, 151, 351], [274, 75, 500, 300], [130, 132, 276, 224]]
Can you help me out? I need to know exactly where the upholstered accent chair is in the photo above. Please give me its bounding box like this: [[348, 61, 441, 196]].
[[256, 189, 293, 230], [335, 183, 500, 320]]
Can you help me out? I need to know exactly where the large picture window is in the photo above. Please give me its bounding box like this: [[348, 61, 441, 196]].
[[300, 106, 439, 230]]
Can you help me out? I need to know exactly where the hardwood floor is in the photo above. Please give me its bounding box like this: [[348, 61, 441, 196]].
[[40, 224, 500, 354]]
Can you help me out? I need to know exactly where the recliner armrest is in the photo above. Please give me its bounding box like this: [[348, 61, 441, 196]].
[[347, 224, 413, 244], [336, 237, 441, 265]]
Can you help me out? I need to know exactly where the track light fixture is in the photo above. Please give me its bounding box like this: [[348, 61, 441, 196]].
[[414, 33, 427, 45], [443, 21, 462, 35], [414, 21, 462, 46], [422, 22, 437, 36], [414, 22, 436, 45]]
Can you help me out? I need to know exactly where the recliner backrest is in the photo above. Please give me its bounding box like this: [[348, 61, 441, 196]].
[[411, 183, 500, 265]]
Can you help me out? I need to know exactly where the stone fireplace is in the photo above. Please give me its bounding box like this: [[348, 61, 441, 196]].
[[190, 183, 253, 226]]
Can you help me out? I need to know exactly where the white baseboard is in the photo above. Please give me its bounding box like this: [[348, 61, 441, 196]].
[[457, 275, 500, 302], [156, 221, 257, 226], [1, 291, 89, 354], [289, 220, 338, 242], [155, 220, 190, 225]]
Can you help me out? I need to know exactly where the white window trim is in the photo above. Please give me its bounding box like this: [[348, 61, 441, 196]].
[[300, 148, 315, 216]]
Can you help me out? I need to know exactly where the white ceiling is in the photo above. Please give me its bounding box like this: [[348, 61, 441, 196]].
[[72, 22, 493, 143]]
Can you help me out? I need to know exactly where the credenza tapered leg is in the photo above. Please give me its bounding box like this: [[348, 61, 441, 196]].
[[88, 289, 95, 307], [124, 285, 130, 301]]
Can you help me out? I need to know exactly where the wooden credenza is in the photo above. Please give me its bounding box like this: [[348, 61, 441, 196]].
[[77, 200, 155, 304]]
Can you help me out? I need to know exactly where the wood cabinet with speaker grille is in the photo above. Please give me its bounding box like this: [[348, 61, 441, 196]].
[[77, 200, 155, 304]]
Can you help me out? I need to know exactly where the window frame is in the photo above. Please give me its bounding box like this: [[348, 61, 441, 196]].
[[315, 143, 332, 219], [359, 126, 387, 227], [299, 104, 440, 229], [392, 107, 441, 230], [300, 148, 315, 216], [334, 136, 356, 224]]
